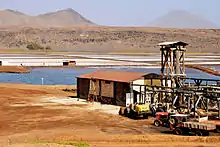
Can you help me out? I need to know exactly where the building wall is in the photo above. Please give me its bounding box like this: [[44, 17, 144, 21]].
[[89, 79, 100, 95], [115, 82, 130, 106], [132, 76, 162, 105], [145, 79, 161, 86], [101, 80, 114, 98], [132, 78, 146, 103], [77, 78, 90, 99], [162, 79, 172, 87]]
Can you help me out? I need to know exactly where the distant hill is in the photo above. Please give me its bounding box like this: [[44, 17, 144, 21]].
[[148, 10, 218, 29], [0, 8, 96, 27]]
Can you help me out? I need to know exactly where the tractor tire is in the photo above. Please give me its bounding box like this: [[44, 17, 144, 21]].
[[154, 120, 160, 127], [143, 114, 149, 119], [174, 128, 183, 135], [124, 108, 130, 117], [202, 131, 210, 136], [129, 109, 136, 119], [119, 107, 125, 115], [169, 118, 177, 126], [118, 108, 122, 115]]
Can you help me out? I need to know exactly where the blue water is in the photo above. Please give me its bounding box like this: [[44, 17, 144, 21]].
[[0, 67, 219, 85]]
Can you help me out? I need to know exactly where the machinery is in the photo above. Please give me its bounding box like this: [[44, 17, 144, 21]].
[[153, 111, 178, 127], [154, 112, 170, 127], [153, 106, 178, 127], [150, 103, 167, 116], [168, 114, 220, 136], [169, 114, 189, 127], [170, 118, 218, 136], [119, 103, 151, 119]]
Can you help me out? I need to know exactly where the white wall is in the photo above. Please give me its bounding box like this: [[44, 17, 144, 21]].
[[133, 78, 145, 104], [162, 79, 172, 87]]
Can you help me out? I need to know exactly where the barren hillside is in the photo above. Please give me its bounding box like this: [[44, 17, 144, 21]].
[[0, 8, 95, 27], [0, 27, 220, 53]]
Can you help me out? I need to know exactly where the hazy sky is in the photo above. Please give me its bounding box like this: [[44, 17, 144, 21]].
[[0, 0, 219, 26]]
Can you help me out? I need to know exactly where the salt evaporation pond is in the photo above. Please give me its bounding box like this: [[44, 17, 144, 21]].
[[0, 67, 219, 85]]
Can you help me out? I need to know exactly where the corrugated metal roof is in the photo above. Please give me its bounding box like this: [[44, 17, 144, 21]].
[[77, 70, 147, 83], [158, 41, 188, 46]]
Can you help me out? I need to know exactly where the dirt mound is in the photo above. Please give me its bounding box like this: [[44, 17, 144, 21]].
[[0, 8, 95, 27]]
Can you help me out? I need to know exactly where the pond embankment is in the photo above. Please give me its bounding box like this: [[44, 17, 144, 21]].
[[0, 66, 30, 73]]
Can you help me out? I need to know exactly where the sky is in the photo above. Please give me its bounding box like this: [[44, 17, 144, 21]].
[[0, 0, 219, 26]]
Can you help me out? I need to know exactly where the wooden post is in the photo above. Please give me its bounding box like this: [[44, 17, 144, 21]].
[[139, 85, 142, 103], [187, 96, 190, 114], [130, 82, 133, 104], [206, 98, 209, 115], [161, 49, 164, 75], [144, 85, 146, 103], [170, 50, 173, 75], [218, 100, 220, 118], [194, 93, 196, 118], [176, 48, 180, 75]]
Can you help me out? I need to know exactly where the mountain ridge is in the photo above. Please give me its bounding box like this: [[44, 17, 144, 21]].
[[148, 10, 218, 29], [0, 8, 96, 27]]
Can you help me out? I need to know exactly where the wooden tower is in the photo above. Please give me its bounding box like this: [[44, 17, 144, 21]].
[[159, 41, 188, 88]]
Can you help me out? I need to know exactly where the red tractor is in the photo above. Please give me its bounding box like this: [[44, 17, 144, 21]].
[[154, 112, 170, 127]]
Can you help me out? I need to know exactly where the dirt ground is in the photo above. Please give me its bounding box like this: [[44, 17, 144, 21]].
[[0, 66, 30, 73], [0, 83, 219, 147]]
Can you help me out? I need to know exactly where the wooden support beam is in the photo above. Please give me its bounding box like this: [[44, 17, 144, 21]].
[[187, 96, 191, 114], [206, 98, 209, 114], [218, 100, 220, 118], [144, 85, 146, 103], [194, 93, 196, 118], [139, 85, 142, 103]]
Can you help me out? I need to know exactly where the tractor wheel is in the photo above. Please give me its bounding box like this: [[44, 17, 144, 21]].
[[154, 120, 160, 127], [129, 109, 136, 119], [124, 108, 130, 117], [119, 107, 125, 115], [169, 118, 176, 125], [143, 114, 148, 119], [174, 128, 183, 135], [202, 131, 209, 136], [119, 108, 122, 115], [169, 118, 178, 126]]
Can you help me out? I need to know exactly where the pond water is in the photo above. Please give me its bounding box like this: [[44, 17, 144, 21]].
[[0, 67, 219, 85]]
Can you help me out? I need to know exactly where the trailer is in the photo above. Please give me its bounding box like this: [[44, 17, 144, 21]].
[[171, 121, 217, 136]]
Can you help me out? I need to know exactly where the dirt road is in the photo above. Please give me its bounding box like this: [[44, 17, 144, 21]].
[[0, 83, 219, 147]]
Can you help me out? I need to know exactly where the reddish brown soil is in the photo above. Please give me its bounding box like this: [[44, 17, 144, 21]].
[[0, 83, 219, 147], [0, 66, 30, 73]]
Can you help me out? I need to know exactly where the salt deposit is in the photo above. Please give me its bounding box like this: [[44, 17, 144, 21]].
[[41, 97, 120, 115]]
